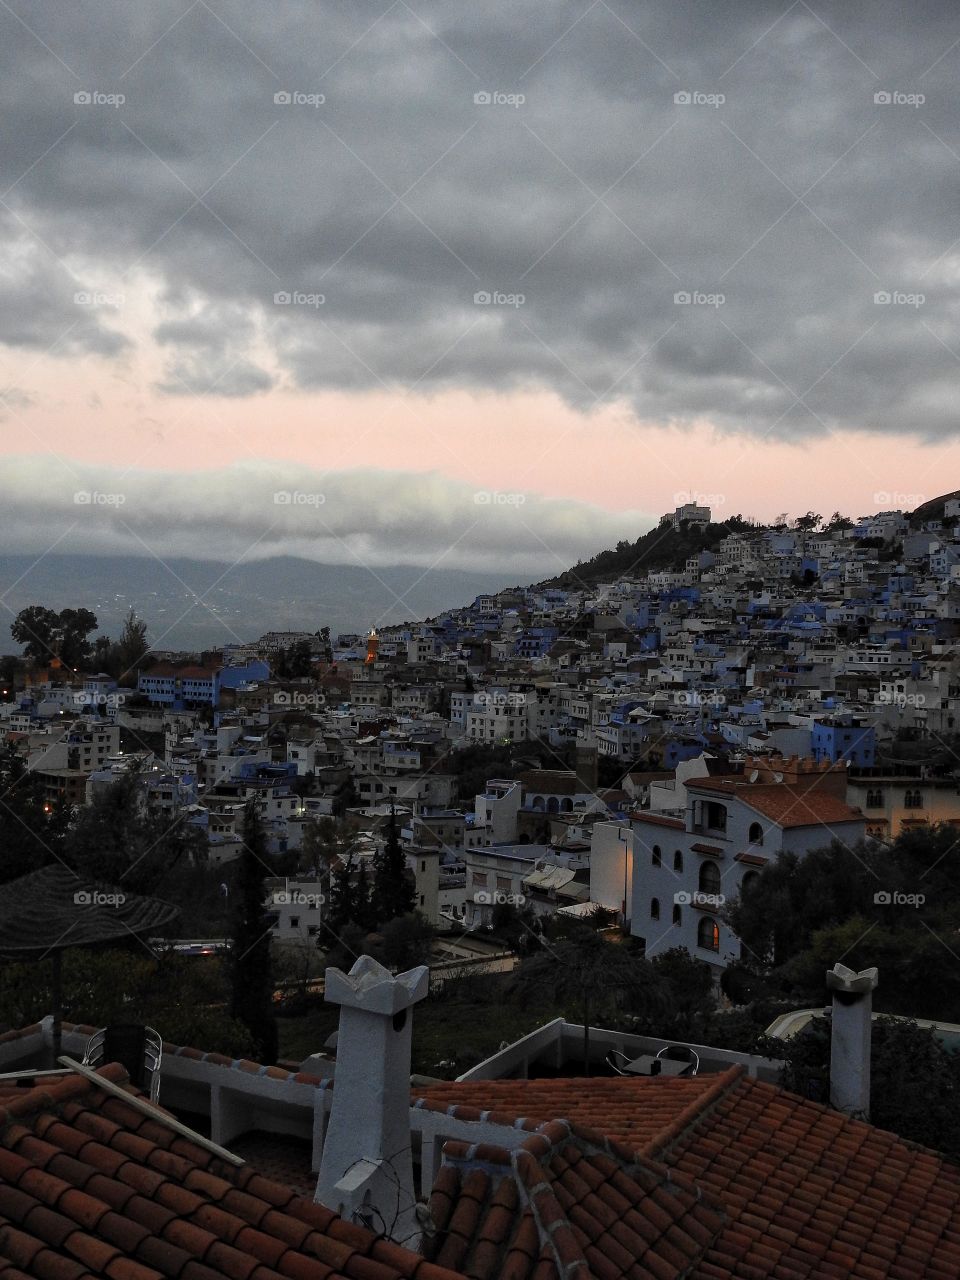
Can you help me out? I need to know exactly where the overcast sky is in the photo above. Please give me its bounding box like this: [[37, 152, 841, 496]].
[[1, 0, 958, 578]]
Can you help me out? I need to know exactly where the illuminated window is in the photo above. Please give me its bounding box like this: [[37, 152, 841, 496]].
[[698, 917, 720, 951]]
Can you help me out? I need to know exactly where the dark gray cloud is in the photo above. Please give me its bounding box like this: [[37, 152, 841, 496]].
[[153, 298, 273, 394], [0, 1, 958, 434]]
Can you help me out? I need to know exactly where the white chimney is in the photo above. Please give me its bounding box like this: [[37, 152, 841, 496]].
[[826, 962, 878, 1119], [316, 955, 429, 1249]]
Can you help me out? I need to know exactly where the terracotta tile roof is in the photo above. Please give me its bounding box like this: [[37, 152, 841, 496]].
[[422, 1120, 725, 1280], [7, 1038, 960, 1279], [630, 814, 685, 831], [665, 1074, 960, 1280], [420, 1070, 960, 1279], [416, 1078, 719, 1152], [0, 1065, 459, 1280], [686, 778, 863, 829]]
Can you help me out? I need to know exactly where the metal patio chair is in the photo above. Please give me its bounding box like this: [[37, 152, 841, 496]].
[[82, 1023, 163, 1103]]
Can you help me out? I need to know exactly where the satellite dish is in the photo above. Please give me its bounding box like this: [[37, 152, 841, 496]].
[[773, 771, 783, 783], [749, 769, 759, 783]]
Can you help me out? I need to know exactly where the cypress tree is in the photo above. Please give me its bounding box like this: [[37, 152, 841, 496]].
[[228, 800, 278, 1063], [370, 806, 416, 927], [326, 854, 354, 933]]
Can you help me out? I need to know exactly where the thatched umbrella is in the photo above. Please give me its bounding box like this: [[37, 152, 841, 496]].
[[0, 864, 179, 1063]]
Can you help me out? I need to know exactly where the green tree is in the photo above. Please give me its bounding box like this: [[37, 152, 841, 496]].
[[11, 605, 99, 669], [286, 638, 314, 677], [10, 606, 60, 664], [0, 744, 68, 883], [228, 801, 278, 1063], [326, 855, 355, 933], [370, 808, 415, 926], [57, 608, 100, 669], [320, 920, 366, 974], [64, 767, 205, 895], [794, 511, 822, 532], [650, 947, 716, 1033], [354, 856, 374, 932], [116, 609, 150, 685], [723, 840, 887, 968], [489, 900, 542, 954], [380, 912, 434, 970], [300, 815, 359, 874]]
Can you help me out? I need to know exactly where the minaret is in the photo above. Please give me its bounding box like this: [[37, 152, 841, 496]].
[[316, 955, 429, 1248]]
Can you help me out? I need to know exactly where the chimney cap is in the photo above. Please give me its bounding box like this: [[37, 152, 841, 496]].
[[826, 962, 878, 995], [325, 954, 429, 1015]]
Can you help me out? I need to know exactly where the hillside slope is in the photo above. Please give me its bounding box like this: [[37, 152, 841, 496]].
[[538, 515, 756, 589]]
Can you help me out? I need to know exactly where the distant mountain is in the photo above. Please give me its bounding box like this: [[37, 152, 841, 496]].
[[0, 555, 518, 654], [538, 516, 756, 590]]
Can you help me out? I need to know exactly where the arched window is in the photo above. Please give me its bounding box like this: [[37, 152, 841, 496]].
[[547, 796, 560, 813], [866, 788, 882, 808], [904, 789, 922, 809], [673, 849, 683, 872], [560, 797, 573, 813], [698, 917, 720, 951], [699, 860, 721, 896], [748, 822, 763, 845], [652, 844, 662, 867], [650, 897, 660, 920], [672, 903, 682, 925]]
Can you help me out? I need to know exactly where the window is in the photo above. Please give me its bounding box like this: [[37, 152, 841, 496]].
[[905, 789, 922, 809], [652, 844, 662, 867], [866, 788, 883, 808], [421, 860, 427, 873], [699, 861, 721, 896], [704, 801, 727, 833], [673, 850, 683, 872], [748, 822, 763, 845], [290, 916, 300, 928], [698, 917, 720, 951], [672, 903, 682, 925], [472, 872, 488, 887], [650, 897, 660, 920]]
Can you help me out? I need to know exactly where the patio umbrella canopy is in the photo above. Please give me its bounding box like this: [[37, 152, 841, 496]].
[[0, 863, 180, 1062]]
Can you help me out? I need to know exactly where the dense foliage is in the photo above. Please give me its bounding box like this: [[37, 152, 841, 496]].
[[723, 825, 960, 1022]]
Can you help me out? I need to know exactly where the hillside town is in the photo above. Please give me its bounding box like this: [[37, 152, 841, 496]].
[[4, 499, 960, 1280], [6, 499, 960, 976], [7, 3, 960, 1274]]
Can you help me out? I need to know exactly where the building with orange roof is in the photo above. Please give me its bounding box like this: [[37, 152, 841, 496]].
[[590, 755, 866, 971]]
